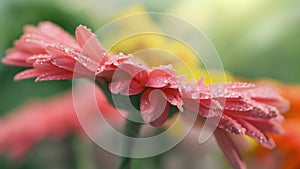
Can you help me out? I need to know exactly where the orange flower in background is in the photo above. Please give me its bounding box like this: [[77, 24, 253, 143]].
[[272, 119, 300, 169], [254, 79, 300, 119], [253, 79, 300, 169]]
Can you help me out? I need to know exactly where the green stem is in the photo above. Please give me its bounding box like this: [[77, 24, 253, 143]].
[[95, 80, 142, 169], [64, 134, 78, 169], [119, 118, 142, 169]]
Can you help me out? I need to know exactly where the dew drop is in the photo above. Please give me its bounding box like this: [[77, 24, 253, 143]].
[[142, 112, 152, 123], [191, 92, 199, 99], [185, 86, 192, 92]]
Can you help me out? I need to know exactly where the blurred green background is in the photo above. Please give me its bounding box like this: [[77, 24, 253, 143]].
[[0, 0, 299, 169]]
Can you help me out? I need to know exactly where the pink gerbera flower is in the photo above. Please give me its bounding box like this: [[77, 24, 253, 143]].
[[2, 21, 291, 169]]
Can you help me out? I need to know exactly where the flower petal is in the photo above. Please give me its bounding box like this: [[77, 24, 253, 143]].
[[140, 89, 170, 127], [226, 82, 256, 91], [14, 68, 74, 81], [35, 73, 74, 81], [243, 85, 290, 113], [150, 103, 170, 127], [2, 49, 32, 67], [214, 129, 247, 169], [14, 69, 44, 81], [237, 119, 275, 149], [37, 22, 78, 48], [75, 25, 106, 71], [26, 54, 51, 64], [146, 66, 179, 88], [163, 88, 183, 111], [51, 57, 92, 76], [109, 79, 144, 95], [118, 58, 148, 85], [245, 118, 284, 135], [14, 36, 47, 54], [216, 115, 246, 135]]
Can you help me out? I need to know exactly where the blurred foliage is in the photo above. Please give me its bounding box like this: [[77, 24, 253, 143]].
[[171, 0, 300, 83]]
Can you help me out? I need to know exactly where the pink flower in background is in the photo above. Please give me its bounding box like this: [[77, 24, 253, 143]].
[[0, 85, 123, 159], [182, 82, 290, 169]]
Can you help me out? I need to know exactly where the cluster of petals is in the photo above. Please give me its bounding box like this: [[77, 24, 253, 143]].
[[181, 81, 289, 169], [2, 22, 290, 169], [1, 22, 185, 127]]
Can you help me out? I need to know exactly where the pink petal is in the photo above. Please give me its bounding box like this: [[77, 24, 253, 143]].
[[14, 68, 74, 81], [146, 66, 179, 88], [14, 34, 54, 54], [109, 79, 144, 95], [32, 58, 53, 70], [200, 98, 253, 112], [24, 25, 42, 34], [96, 54, 132, 77], [51, 57, 92, 76], [75, 25, 106, 71], [185, 83, 241, 100], [45, 46, 92, 75], [45, 45, 71, 57], [240, 101, 279, 119], [163, 88, 183, 111], [118, 59, 148, 85], [214, 129, 247, 169], [96, 70, 115, 81], [183, 97, 219, 117], [182, 98, 197, 110], [4, 49, 32, 61], [26, 54, 51, 64], [244, 85, 290, 113], [46, 45, 99, 72], [216, 114, 246, 135], [244, 118, 284, 134], [150, 103, 170, 127], [14, 69, 44, 81], [237, 119, 275, 149], [140, 89, 170, 127], [23, 22, 77, 48], [37, 22, 78, 48], [2, 56, 32, 67], [45, 45, 81, 63], [225, 82, 256, 91], [200, 98, 280, 119], [35, 73, 74, 81]]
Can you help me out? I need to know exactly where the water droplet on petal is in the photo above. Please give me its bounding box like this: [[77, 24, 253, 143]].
[[191, 92, 199, 99], [186, 86, 191, 92], [142, 112, 152, 123]]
